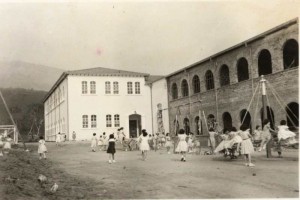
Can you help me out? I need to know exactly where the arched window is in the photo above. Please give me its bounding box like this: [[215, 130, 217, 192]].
[[192, 75, 200, 93], [237, 57, 249, 82], [286, 102, 299, 130], [258, 49, 272, 76], [240, 109, 252, 131], [219, 65, 230, 86], [283, 39, 299, 69], [222, 112, 232, 131], [205, 70, 214, 90], [260, 106, 275, 130], [171, 83, 178, 100], [181, 79, 189, 97], [183, 118, 190, 134]]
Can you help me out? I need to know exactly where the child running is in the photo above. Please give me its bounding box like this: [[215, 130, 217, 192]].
[[239, 125, 255, 167], [259, 119, 274, 152], [38, 136, 47, 160], [277, 120, 297, 144], [139, 129, 150, 161], [165, 133, 172, 154], [107, 134, 116, 164], [91, 133, 97, 152], [175, 129, 188, 162]]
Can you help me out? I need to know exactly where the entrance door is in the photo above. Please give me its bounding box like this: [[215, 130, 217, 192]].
[[129, 120, 137, 138]]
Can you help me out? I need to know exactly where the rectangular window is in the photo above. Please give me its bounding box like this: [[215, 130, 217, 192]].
[[82, 81, 88, 94], [114, 114, 120, 127], [127, 82, 133, 94], [106, 115, 112, 127], [135, 82, 140, 94], [105, 81, 111, 94], [113, 81, 119, 94], [82, 115, 88, 128], [91, 115, 97, 128], [90, 81, 96, 94]]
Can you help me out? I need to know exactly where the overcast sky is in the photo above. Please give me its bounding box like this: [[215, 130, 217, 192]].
[[0, 0, 299, 75]]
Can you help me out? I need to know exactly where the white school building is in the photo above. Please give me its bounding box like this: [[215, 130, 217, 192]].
[[43, 67, 169, 141]]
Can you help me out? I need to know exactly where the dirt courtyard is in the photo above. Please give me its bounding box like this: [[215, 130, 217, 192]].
[[43, 142, 298, 199]]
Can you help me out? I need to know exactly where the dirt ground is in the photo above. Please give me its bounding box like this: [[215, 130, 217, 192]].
[[45, 141, 298, 199], [1, 142, 299, 199]]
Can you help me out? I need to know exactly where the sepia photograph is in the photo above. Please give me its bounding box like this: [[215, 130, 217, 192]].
[[0, 0, 299, 199]]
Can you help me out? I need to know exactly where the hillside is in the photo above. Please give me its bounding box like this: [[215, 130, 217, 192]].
[[0, 88, 47, 141], [0, 60, 64, 91]]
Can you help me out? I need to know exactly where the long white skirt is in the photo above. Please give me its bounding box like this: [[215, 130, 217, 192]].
[[240, 139, 254, 154], [175, 141, 188, 152]]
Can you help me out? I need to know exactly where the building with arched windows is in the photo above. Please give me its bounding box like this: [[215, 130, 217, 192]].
[[166, 18, 299, 135]]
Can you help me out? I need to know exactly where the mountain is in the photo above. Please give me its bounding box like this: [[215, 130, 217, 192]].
[[0, 61, 64, 91]]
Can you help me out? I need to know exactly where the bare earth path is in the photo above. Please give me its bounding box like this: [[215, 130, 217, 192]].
[[46, 142, 299, 199]]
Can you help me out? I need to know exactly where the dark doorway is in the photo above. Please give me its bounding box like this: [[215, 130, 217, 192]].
[[240, 109, 252, 131], [222, 112, 232, 131], [286, 102, 299, 130], [258, 49, 272, 76], [129, 114, 141, 138]]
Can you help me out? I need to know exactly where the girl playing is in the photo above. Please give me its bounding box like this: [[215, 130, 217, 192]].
[[139, 129, 150, 161], [239, 125, 255, 167], [38, 136, 47, 160], [91, 133, 97, 152], [165, 133, 172, 154], [102, 132, 108, 151], [107, 134, 116, 164], [187, 132, 194, 153], [175, 129, 188, 162], [208, 128, 217, 153], [277, 120, 297, 144], [3, 135, 12, 154], [259, 119, 274, 152], [98, 135, 103, 151], [56, 132, 61, 146]]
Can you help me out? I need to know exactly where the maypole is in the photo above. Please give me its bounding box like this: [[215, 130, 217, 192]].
[[260, 75, 272, 158]]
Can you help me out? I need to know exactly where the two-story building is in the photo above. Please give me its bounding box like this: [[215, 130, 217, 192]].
[[43, 67, 169, 141]]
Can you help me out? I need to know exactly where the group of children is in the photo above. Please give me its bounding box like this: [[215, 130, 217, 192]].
[[212, 119, 298, 167]]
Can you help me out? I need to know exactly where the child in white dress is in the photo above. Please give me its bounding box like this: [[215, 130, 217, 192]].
[[3, 135, 12, 154], [139, 129, 150, 161], [98, 135, 103, 151], [56, 132, 61, 146], [102, 132, 108, 151], [239, 125, 255, 167], [91, 133, 97, 152], [38, 136, 47, 160], [277, 120, 297, 144], [175, 129, 188, 162], [165, 133, 172, 154], [187, 133, 194, 153], [208, 128, 217, 152]]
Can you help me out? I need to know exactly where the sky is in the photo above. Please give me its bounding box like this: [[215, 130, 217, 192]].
[[0, 0, 299, 75]]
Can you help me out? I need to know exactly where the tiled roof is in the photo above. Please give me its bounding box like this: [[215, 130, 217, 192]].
[[66, 67, 149, 77]]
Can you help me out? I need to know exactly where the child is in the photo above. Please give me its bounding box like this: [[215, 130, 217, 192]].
[[0, 134, 4, 156], [107, 134, 116, 164], [98, 135, 103, 151], [194, 138, 201, 155], [56, 132, 61, 146], [259, 119, 275, 152], [165, 133, 172, 154], [239, 125, 255, 167], [139, 129, 150, 161], [38, 136, 47, 160], [187, 132, 194, 153], [153, 133, 159, 151], [148, 134, 153, 150], [208, 128, 217, 152], [161, 133, 166, 147], [175, 129, 188, 162], [3, 135, 12, 154], [277, 120, 297, 144], [102, 132, 108, 151], [91, 133, 97, 152]]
